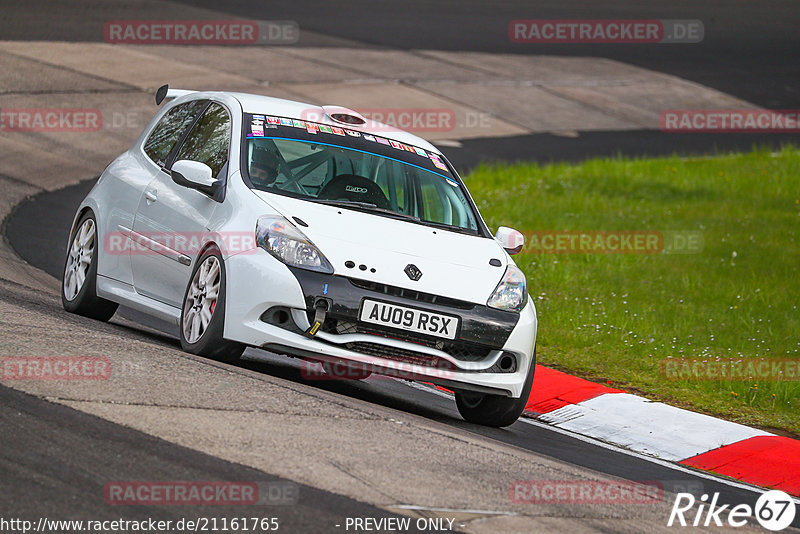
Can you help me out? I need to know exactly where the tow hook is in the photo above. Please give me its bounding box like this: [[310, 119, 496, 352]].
[[304, 298, 330, 338]]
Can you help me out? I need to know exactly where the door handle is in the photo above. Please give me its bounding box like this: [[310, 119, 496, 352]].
[[144, 190, 157, 203]]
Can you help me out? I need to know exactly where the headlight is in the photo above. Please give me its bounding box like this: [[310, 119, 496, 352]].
[[255, 216, 333, 273], [487, 265, 527, 312]]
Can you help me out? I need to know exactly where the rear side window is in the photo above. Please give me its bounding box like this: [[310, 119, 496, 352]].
[[174, 103, 231, 178], [143, 100, 206, 166]]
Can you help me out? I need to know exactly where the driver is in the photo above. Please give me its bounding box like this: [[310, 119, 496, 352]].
[[249, 148, 280, 187]]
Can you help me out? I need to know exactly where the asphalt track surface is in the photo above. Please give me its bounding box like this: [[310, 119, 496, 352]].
[[3, 1, 800, 530], [7, 178, 800, 529], [0, 384, 435, 532], [184, 0, 800, 165], [191, 0, 797, 110], [2, 0, 800, 164], [4, 0, 799, 109]]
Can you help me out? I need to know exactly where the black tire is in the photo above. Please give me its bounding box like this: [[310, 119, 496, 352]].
[[455, 348, 536, 428], [179, 247, 245, 363], [61, 211, 118, 321]]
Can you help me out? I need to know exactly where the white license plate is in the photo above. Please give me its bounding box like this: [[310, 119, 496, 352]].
[[359, 300, 459, 340]]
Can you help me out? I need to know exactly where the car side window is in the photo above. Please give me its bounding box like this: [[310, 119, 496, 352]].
[[143, 100, 206, 167], [173, 103, 231, 178]]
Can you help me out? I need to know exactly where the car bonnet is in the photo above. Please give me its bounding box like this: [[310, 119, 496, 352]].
[[252, 191, 510, 305]]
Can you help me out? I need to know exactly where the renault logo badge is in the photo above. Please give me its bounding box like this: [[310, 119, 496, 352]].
[[404, 264, 422, 281]]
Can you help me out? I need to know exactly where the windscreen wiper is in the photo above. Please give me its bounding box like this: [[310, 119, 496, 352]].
[[311, 199, 421, 221], [312, 199, 478, 235], [420, 219, 481, 236]]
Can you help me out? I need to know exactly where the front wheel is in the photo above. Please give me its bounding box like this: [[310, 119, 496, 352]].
[[62, 211, 118, 321], [180, 248, 244, 363], [455, 349, 536, 427]]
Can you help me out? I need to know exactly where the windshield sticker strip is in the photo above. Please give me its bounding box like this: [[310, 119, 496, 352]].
[[429, 153, 448, 171], [245, 135, 455, 183], [250, 118, 264, 137], [250, 114, 446, 170]]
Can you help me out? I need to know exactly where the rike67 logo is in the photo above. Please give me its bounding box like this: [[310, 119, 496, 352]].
[[668, 490, 796, 531]]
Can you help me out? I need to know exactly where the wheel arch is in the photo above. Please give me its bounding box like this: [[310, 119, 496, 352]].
[[68, 206, 94, 243], [67, 195, 105, 248], [193, 240, 223, 267]]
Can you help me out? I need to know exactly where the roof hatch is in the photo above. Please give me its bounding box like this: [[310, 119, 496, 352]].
[[322, 105, 367, 126]]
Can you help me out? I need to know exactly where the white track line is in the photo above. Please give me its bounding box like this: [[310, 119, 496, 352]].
[[538, 393, 769, 461], [517, 418, 800, 503], [404, 381, 800, 504], [390, 504, 515, 516]]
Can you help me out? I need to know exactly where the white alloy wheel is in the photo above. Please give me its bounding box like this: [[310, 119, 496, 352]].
[[64, 218, 96, 301], [182, 255, 221, 343]]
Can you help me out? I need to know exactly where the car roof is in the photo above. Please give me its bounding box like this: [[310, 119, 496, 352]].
[[225, 91, 443, 155]]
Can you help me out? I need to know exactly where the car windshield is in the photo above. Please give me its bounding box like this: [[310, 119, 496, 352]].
[[242, 114, 481, 233]]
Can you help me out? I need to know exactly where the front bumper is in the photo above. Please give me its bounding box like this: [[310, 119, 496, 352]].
[[224, 250, 538, 397]]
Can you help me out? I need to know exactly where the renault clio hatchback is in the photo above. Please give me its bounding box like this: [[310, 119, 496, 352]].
[[62, 87, 537, 427]]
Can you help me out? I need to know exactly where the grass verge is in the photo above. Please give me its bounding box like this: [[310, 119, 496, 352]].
[[466, 146, 800, 435]]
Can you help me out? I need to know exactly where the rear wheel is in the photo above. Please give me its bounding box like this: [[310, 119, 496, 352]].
[[455, 349, 536, 427], [180, 248, 244, 363], [62, 212, 118, 321]]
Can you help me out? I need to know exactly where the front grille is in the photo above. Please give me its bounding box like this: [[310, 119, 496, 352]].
[[343, 342, 456, 370], [340, 342, 517, 374], [330, 318, 359, 335], [321, 318, 493, 362], [347, 278, 475, 310]]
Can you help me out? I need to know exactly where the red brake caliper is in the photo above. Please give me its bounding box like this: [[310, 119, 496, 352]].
[[210, 300, 216, 315]]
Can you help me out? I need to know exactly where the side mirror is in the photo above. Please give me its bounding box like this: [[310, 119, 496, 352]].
[[170, 160, 221, 201], [495, 226, 525, 255]]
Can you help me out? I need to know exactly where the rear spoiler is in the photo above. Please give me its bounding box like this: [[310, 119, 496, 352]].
[[155, 84, 195, 105]]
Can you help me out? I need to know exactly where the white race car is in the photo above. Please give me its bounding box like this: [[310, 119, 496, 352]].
[[62, 87, 537, 426]]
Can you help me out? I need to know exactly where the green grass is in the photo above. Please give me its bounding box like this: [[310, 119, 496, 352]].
[[465, 146, 800, 435]]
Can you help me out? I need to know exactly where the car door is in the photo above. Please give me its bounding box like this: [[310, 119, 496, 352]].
[[131, 101, 232, 307], [104, 99, 206, 285]]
